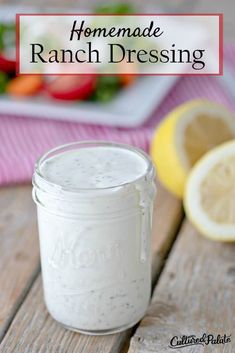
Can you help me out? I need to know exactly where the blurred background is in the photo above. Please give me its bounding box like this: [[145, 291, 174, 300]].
[[0, 0, 234, 38], [0, 0, 234, 186]]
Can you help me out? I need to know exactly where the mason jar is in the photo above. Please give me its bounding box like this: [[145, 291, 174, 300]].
[[32, 141, 156, 335]]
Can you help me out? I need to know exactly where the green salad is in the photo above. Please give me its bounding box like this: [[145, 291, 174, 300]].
[[0, 3, 137, 101]]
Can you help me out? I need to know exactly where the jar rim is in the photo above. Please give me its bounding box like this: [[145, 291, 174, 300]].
[[33, 140, 155, 194]]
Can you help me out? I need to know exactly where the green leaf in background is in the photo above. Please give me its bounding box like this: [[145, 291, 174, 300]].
[[94, 2, 135, 14], [0, 23, 15, 51], [91, 75, 121, 102], [0, 71, 9, 93], [0, 24, 6, 51]]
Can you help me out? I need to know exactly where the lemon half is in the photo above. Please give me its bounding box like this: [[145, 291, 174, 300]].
[[151, 100, 235, 198], [184, 140, 235, 242]]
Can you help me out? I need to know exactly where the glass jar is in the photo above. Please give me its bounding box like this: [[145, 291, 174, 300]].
[[32, 141, 156, 335]]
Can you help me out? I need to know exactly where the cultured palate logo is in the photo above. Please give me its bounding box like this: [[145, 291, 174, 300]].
[[169, 333, 231, 349]]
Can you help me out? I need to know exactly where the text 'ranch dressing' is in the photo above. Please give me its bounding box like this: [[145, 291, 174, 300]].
[[32, 142, 156, 335]]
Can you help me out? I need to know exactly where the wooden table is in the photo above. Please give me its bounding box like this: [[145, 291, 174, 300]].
[[0, 182, 234, 353]]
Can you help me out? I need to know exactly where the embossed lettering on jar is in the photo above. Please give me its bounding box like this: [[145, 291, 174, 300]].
[[32, 141, 156, 335]]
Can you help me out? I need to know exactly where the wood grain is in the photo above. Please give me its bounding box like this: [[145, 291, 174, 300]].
[[0, 183, 182, 353], [0, 186, 39, 341], [128, 221, 235, 353]]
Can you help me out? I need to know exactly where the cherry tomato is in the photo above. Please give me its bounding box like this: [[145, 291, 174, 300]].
[[0, 54, 16, 73], [44, 75, 96, 101]]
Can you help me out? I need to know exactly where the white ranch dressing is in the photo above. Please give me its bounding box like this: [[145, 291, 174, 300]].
[[33, 142, 156, 334]]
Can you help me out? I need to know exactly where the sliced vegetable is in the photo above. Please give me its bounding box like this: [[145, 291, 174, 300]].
[[44, 75, 96, 101], [119, 74, 136, 86], [91, 75, 121, 102], [117, 60, 137, 86], [7, 75, 43, 97], [0, 71, 9, 93], [0, 23, 16, 73], [0, 54, 15, 73]]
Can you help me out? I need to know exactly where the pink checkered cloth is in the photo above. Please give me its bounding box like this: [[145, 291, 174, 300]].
[[0, 45, 234, 186]]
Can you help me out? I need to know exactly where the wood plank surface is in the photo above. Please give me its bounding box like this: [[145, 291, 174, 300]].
[[0, 183, 182, 353], [128, 221, 235, 353], [0, 186, 39, 341]]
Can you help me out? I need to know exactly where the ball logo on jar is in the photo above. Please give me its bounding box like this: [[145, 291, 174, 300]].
[[48, 230, 122, 270]]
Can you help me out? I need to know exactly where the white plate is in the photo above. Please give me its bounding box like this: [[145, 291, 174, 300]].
[[0, 76, 178, 127], [0, 5, 179, 127]]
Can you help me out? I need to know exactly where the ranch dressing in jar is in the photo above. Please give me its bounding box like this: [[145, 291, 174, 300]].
[[32, 141, 156, 335]]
